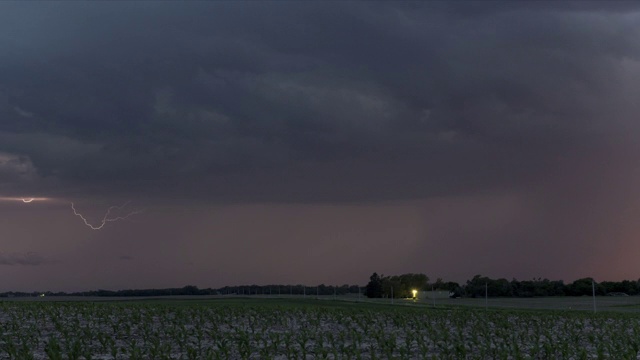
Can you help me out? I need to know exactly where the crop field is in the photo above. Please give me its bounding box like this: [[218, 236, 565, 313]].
[[1, 298, 640, 359], [413, 295, 640, 313]]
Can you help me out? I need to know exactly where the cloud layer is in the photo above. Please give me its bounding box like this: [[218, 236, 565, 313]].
[[0, 252, 50, 266], [1, 2, 640, 289], [0, 2, 637, 203]]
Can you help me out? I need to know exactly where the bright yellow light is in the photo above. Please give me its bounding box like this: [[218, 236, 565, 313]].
[[412, 289, 418, 298]]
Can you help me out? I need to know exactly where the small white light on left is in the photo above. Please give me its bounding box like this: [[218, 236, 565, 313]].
[[0, 197, 50, 203]]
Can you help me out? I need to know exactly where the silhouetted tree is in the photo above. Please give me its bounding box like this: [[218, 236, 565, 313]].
[[566, 278, 604, 296], [366, 272, 383, 298]]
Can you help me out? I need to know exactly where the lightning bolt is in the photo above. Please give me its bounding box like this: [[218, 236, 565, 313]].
[[0, 197, 50, 202], [71, 202, 143, 230]]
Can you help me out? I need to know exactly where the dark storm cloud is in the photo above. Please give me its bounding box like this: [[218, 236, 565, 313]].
[[0, 252, 50, 266], [0, 1, 639, 203]]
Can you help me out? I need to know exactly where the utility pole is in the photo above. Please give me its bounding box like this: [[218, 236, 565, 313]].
[[485, 282, 488, 310], [432, 285, 435, 308], [592, 279, 597, 313]]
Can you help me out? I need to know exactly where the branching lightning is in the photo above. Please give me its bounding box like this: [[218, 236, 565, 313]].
[[71, 202, 143, 230], [2, 195, 143, 230]]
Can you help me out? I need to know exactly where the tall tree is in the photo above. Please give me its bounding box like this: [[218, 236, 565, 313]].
[[365, 272, 383, 298]]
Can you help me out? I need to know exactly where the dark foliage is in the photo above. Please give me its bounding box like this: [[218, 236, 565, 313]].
[[365, 272, 383, 298]]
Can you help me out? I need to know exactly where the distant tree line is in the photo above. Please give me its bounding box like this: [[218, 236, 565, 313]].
[[462, 275, 640, 297], [365, 273, 460, 298], [366, 273, 430, 298], [215, 284, 362, 296], [0, 284, 364, 298], [2, 275, 640, 298], [0, 286, 212, 298], [365, 273, 640, 298]]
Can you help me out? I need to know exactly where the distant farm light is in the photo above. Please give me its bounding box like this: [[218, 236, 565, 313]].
[[412, 289, 418, 299]]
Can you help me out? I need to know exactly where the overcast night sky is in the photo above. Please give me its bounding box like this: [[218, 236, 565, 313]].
[[1, 1, 640, 292]]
